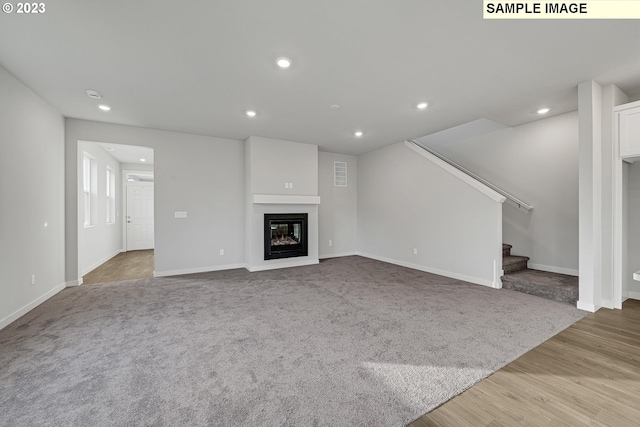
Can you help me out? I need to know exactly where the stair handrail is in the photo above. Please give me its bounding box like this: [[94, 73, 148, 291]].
[[407, 139, 534, 211]]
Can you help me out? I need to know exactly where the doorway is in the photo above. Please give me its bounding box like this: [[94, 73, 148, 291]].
[[77, 140, 155, 282], [124, 173, 154, 251]]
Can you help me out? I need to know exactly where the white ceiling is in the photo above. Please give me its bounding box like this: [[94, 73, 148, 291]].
[[1, 1, 639, 155], [96, 142, 154, 166]]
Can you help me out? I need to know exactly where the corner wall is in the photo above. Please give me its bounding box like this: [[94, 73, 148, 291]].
[[0, 66, 66, 329], [65, 119, 245, 280], [417, 113, 579, 276], [78, 141, 123, 276], [318, 152, 357, 258], [357, 142, 502, 287]]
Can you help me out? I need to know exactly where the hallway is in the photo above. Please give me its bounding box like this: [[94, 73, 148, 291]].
[[82, 250, 154, 284]]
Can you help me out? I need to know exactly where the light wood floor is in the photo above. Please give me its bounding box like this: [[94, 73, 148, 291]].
[[82, 250, 154, 285], [410, 298, 640, 426]]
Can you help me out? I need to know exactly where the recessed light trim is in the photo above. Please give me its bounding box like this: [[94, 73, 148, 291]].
[[246, 110, 257, 117], [417, 102, 429, 110], [86, 90, 102, 100], [537, 107, 550, 115], [354, 131, 364, 137], [105, 147, 115, 151], [98, 105, 111, 111], [140, 158, 147, 162], [276, 57, 292, 69], [330, 104, 342, 110]]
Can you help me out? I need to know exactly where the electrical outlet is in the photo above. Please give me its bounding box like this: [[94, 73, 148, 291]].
[[219, 249, 224, 256], [174, 211, 188, 218], [413, 248, 418, 255], [329, 239, 333, 247]]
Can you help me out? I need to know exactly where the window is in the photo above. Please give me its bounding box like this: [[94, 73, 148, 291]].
[[83, 153, 97, 227], [106, 166, 115, 224]]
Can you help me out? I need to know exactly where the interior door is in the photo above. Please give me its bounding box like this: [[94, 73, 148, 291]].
[[126, 184, 154, 250]]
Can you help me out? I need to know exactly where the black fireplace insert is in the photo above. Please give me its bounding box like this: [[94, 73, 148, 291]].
[[264, 213, 308, 260]]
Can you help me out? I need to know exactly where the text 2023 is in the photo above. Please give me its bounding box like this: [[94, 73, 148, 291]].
[[17, 3, 45, 13]]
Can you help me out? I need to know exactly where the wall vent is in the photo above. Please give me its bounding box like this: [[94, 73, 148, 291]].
[[334, 161, 347, 187]]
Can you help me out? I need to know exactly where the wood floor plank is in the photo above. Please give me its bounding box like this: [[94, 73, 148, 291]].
[[410, 300, 640, 427], [82, 249, 154, 284]]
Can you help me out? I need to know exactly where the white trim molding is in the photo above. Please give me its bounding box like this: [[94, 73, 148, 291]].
[[577, 300, 599, 312], [81, 249, 123, 277], [245, 259, 319, 272], [627, 291, 640, 301], [319, 252, 357, 259], [356, 252, 502, 289], [66, 278, 83, 287], [253, 194, 321, 205], [404, 140, 507, 205], [0, 282, 67, 331], [154, 263, 246, 277]]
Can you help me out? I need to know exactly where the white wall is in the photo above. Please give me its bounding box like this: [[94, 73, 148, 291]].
[[78, 141, 122, 276], [318, 152, 357, 258], [420, 112, 579, 275], [0, 66, 66, 329], [357, 142, 502, 287], [65, 119, 245, 279], [246, 136, 318, 196]]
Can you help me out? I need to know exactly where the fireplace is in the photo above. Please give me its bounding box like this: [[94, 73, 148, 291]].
[[264, 213, 308, 260]]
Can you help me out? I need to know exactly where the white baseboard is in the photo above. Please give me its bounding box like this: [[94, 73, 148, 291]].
[[246, 259, 319, 272], [528, 263, 579, 277], [154, 263, 246, 277], [626, 291, 640, 301], [355, 252, 500, 289], [66, 278, 83, 287], [81, 248, 124, 277], [576, 300, 598, 312], [319, 251, 357, 260], [0, 282, 67, 331], [600, 299, 615, 309]]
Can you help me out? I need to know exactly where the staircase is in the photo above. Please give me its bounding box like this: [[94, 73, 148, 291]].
[[502, 244, 579, 305]]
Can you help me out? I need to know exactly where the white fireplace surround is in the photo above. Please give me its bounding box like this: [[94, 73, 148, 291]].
[[244, 136, 321, 272], [245, 202, 320, 272]]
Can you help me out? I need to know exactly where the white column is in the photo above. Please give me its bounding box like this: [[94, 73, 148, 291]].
[[578, 81, 602, 312]]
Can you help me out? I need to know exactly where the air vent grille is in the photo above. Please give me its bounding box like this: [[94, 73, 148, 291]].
[[334, 161, 347, 187]]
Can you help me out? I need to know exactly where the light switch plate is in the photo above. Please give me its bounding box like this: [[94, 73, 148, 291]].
[[175, 211, 188, 218]]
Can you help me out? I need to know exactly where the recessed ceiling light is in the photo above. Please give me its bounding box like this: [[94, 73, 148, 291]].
[[276, 57, 292, 68], [330, 104, 342, 110], [417, 102, 429, 110], [537, 107, 550, 115], [246, 110, 257, 117], [105, 147, 115, 151], [140, 158, 147, 162], [98, 105, 111, 111], [86, 90, 102, 100], [354, 131, 364, 137]]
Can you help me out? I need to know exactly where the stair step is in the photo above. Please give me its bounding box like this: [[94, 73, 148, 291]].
[[502, 243, 512, 257], [503, 255, 529, 274], [502, 269, 578, 305]]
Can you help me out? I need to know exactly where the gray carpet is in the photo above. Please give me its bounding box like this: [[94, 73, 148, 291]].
[[502, 268, 579, 304], [0, 256, 586, 427]]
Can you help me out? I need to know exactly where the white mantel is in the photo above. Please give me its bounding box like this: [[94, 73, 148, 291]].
[[253, 194, 321, 205]]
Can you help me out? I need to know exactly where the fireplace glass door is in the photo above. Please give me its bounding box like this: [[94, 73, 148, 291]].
[[264, 213, 308, 260]]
